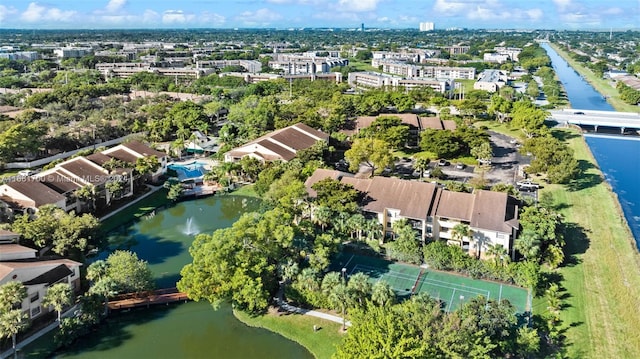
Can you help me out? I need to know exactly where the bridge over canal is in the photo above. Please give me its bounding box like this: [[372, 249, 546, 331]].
[[549, 109, 640, 134]]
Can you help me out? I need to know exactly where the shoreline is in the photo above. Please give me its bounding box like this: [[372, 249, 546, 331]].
[[233, 308, 342, 359], [548, 127, 640, 357]]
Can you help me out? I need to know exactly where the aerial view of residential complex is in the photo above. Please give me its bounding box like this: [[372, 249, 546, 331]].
[[1, 1, 639, 358]]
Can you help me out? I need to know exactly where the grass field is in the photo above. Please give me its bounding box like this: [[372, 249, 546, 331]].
[[99, 188, 170, 233], [337, 254, 529, 314], [543, 128, 640, 358], [234, 309, 343, 359]]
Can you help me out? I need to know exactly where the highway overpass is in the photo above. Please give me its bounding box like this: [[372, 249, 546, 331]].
[[549, 109, 640, 134]]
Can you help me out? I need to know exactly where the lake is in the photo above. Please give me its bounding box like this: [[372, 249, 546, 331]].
[[49, 195, 313, 359]]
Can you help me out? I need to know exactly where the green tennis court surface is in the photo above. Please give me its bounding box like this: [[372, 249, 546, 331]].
[[333, 253, 529, 313]]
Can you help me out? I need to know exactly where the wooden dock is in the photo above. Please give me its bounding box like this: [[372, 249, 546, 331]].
[[108, 287, 190, 310]]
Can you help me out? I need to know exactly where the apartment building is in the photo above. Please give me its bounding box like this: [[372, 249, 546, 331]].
[[305, 170, 519, 259], [225, 123, 329, 163], [474, 69, 509, 92], [0, 239, 82, 320], [348, 72, 453, 93]]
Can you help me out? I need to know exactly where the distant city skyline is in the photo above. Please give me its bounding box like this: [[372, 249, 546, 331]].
[[0, 0, 638, 30]]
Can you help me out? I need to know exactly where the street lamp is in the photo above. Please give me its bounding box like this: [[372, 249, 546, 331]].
[[341, 267, 347, 282]]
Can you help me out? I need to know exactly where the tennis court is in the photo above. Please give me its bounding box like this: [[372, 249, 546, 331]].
[[334, 253, 530, 313]]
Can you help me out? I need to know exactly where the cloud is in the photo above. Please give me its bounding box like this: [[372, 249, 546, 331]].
[[336, 0, 382, 12], [21, 2, 76, 23], [142, 9, 160, 23], [235, 8, 283, 26], [433, 0, 544, 24], [200, 11, 226, 26], [162, 10, 195, 24], [433, 0, 484, 16], [0, 5, 18, 23], [552, 0, 573, 12], [105, 0, 127, 13]]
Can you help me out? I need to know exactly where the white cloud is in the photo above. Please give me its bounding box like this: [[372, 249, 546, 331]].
[[336, 0, 382, 12], [434, 0, 543, 24], [235, 8, 283, 26], [602, 7, 623, 16], [433, 0, 484, 16], [553, 0, 573, 12], [105, 0, 127, 13], [200, 12, 226, 26], [0, 5, 18, 23], [21, 2, 76, 23], [162, 10, 195, 24], [142, 9, 160, 23]]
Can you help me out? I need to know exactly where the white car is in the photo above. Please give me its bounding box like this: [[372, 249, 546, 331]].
[[516, 180, 539, 190]]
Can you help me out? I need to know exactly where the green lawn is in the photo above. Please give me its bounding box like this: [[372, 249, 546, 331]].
[[234, 309, 343, 359], [543, 129, 640, 358], [99, 188, 170, 233], [229, 183, 260, 198], [549, 43, 640, 113]]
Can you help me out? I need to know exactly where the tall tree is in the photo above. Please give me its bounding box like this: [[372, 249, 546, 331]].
[[344, 138, 395, 176], [42, 283, 72, 327], [0, 310, 28, 359], [371, 280, 395, 307]]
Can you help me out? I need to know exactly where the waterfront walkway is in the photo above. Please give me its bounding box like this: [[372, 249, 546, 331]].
[[275, 297, 351, 327], [108, 288, 189, 310]]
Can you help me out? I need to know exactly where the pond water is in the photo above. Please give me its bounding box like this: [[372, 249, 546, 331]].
[[51, 195, 313, 359]]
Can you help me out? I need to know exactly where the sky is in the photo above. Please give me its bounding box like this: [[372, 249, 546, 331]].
[[0, 0, 638, 30]]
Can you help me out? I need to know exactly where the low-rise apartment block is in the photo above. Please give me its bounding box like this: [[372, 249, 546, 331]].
[[305, 170, 519, 259]]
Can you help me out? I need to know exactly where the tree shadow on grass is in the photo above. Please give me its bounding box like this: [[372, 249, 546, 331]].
[[561, 222, 590, 268], [551, 128, 581, 142], [566, 159, 603, 192]]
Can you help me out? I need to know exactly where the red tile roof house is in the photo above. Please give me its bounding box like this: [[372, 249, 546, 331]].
[[0, 241, 81, 320], [305, 169, 519, 259], [224, 123, 329, 163]]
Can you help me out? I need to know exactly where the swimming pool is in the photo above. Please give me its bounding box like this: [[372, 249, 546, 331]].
[[168, 161, 207, 181]]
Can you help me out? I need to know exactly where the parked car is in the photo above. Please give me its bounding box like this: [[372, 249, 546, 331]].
[[455, 163, 465, 170], [516, 180, 540, 190], [438, 159, 449, 166]]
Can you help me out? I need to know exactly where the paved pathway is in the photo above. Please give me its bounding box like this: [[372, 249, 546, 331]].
[[276, 298, 351, 327], [0, 305, 78, 359]]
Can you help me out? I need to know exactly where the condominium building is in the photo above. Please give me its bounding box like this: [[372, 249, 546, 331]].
[[419, 22, 435, 31]]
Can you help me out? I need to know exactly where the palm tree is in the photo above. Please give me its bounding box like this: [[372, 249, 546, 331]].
[[414, 157, 431, 179], [451, 223, 472, 249], [364, 219, 383, 244], [515, 229, 542, 261], [312, 206, 332, 232], [325, 280, 352, 331], [545, 283, 562, 328], [371, 280, 395, 307], [297, 268, 319, 293], [0, 310, 28, 359], [42, 283, 72, 328], [0, 281, 27, 313], [486, 243, 510, 267], [348, 214, 367, 241], [346, 272, 371, 307]]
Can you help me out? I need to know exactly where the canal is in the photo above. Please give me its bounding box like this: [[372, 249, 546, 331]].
[[29, 195, 313, 359], [541, 42, 640, 247]]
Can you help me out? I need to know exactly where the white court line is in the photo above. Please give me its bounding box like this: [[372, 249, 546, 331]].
[[447, 288, 456, 312], [498, 284, 503, 302], [343, 254, 355, 271]]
